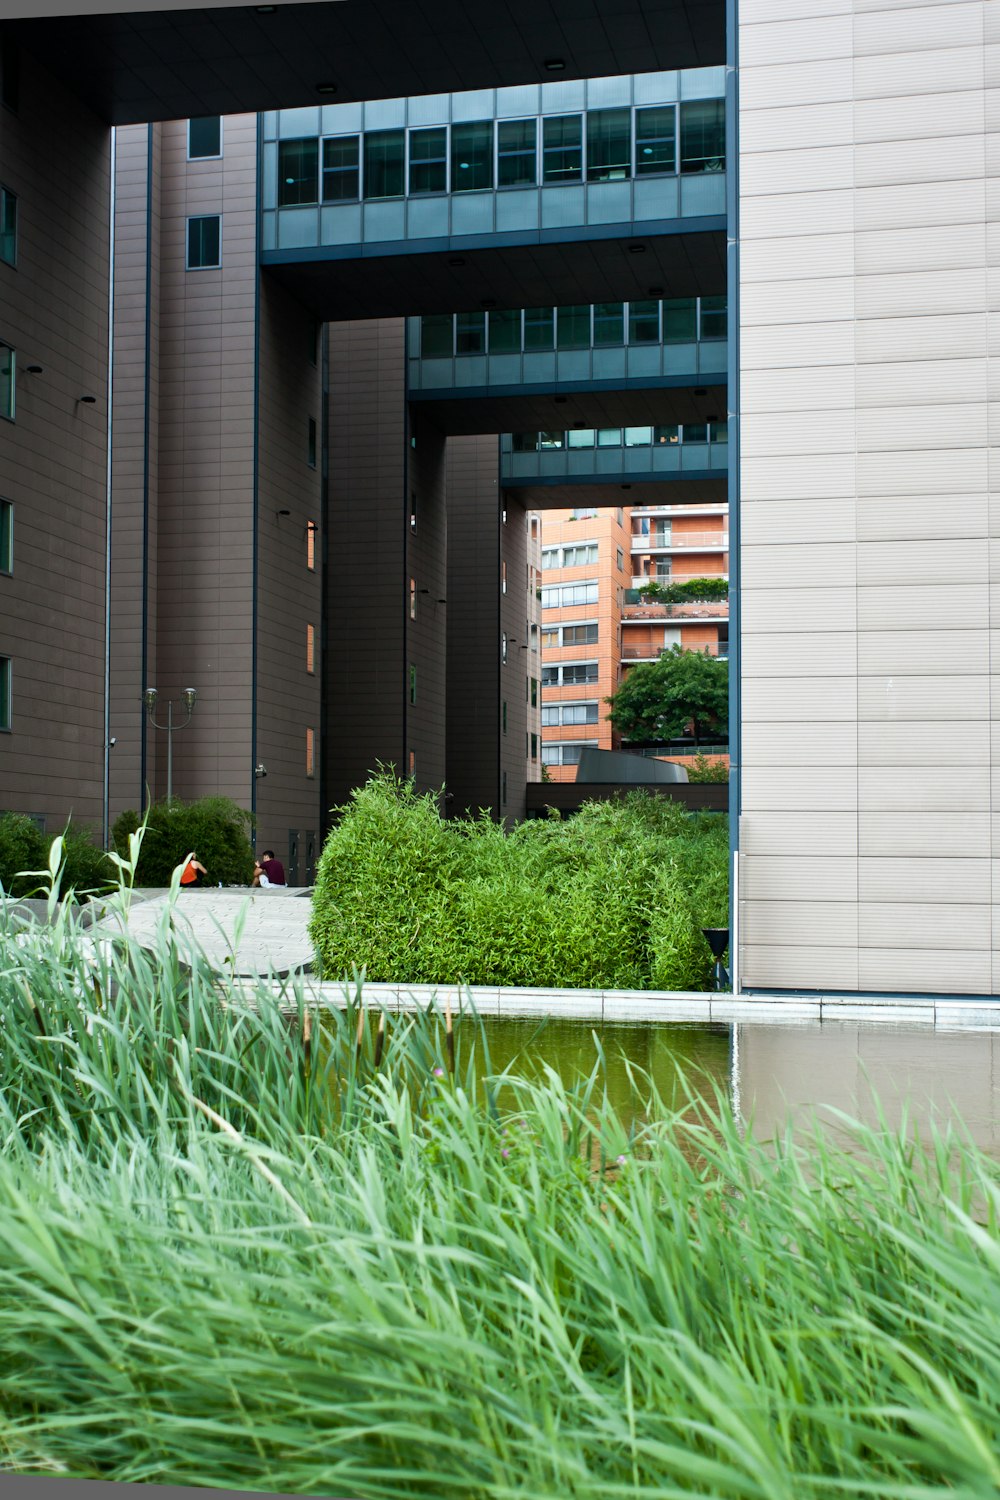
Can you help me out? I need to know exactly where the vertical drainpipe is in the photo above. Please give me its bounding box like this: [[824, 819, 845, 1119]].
[[102, 125, 117, 849], [251, 115, 262, 829], [726, 0, 741, 996]]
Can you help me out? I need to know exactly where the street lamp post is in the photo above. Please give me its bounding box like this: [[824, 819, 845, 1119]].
[[143, 686, 197, 803]]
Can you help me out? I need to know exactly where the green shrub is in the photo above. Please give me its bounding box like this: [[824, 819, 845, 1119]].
[[0, 812, 47, 897], [311, 773, 728, 990], [112, 795, 255, 886], [684, 751, 730, 783]]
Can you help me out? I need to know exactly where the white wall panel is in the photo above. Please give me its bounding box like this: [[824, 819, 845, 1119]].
[[854, 47, 985, 100], [742, 677, 859, 721], [742, 811, 859, 855], [741, 454, 857, 500], [857, 495, 988, 540], [740, 277, 855, 326], [740, 102, 854, 153], [741, 539, 857, 585], [742, 586, 857, 633], [854, 4, 984, 56], [855, 312, 986, 363], [740, 59, 854, 111], [856, 270, 987, 321], [740, 233, 855, 283], [856, 582, 988, 630], [857, 628, 990, 676], [740, 320, 854, 367], [855, 135, 986, 188], [742, 767, 858, 810], [742, 631, 857, 676], [858, 949, 993, 995], [742, 945, 860, 988], [854, 88, 987, 143], [741, 15, 853, 67], [859, 902, 992, 949], [742, 722, 860, 765], [858, 857, 991, 904], [741, 855, 859, 902], [741, 0, 850, 20], [742, 496, 857, 544], [857, 538, 988, 587], [742, 899, 859, 944], [858, 720, 991, 765], [740, 145, 855, 196], [740, 189, 856, 239], [857, 675, 990, 721], [742, 363, 855, 412], [741, 409, 855, 455], [856, 357, 988, 406], [856, 404, 986, 453], [859, 765, 990, 811], [855, 179, 986, 231]]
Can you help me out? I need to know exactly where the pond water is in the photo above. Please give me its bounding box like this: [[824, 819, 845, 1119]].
[[483, 1016, 1000, 1156]]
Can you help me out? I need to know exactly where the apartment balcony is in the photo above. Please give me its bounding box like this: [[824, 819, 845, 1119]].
[[623, 594, 729, 622], [501, 430, 727, 486], [631, 530, 729, 552], [622, 643, 725, 661]]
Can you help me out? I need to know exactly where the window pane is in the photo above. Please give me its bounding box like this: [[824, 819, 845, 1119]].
[[596, 428, 622, 447], [187, 216, 220, 269], [498, 118, 536, 186], [538, 431, 564, 449], [557, 304, 590, 350], [420, 313, 453, 357], [635, 105, 675, 175], [364, 130, 404, 198], [542, 115, 582, 183], [699, 294, 727, 340], [654, 425, 679, 444], [524, 306, 555, 350], [488, 308, 521, 354], [593, 301, 624, 345], [684, 423, 708, 444], [188, 116, 221, 158], [625, 426, 652, 446], [0, 500, 11, 573], [278, 138, 318, 206], [455, 311, 486, 355], [451, 122, 493, 192], [0, 657, 9, 730], [663, 297, 697, 343], [322, 136, 359, 201], [712, 419, 729, 443], [566, 428, 595, 448], [512, 432, 539, 452], [628, 300, 660, 343], [680, 99, 725, 174], [586, 108, 630, 181], [409, 126, 447, 194], [0, 187, 15, 267]]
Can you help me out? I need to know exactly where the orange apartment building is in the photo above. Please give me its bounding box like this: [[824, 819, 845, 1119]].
[[541, 477, 729, 781]]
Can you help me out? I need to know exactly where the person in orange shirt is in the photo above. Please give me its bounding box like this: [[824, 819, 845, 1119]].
[[179, 852, 208, 889]]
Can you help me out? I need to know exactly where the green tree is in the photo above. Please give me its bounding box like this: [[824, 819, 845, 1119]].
[[606, 645, 728, 747]]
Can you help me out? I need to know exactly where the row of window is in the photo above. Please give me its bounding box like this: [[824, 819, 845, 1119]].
[[419, 296, 726, 358], [277, 101, 724, 207], [541, 701, 600, 727], [541, 662, 599, 687], [541, 622, 599, 648], [541, 542, 598, 569], [512, 421, 728, 452], [541, 742, 592, 767], [541, 580, 599, 609]]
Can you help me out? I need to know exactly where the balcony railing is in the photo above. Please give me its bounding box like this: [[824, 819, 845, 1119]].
[[622, 643, 725, 660], [631, 531, 729, 550]]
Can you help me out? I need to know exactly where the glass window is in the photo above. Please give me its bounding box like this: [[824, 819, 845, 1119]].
[[538, 431, 564, 449], [597, 428, 622, 447], [680, 99, 725, 174], [409, 127, 447, 194], [364, 130, 405, 198], [557, 305, 590, 350], [0, 498, 10, 573], [593, 302, 624, 345], [635, 105, 676, 175], [0, 186, 16, 267], [488, 309, 521, 354], [524, 306, 555, 350], [420, 314, 453, 357], [0, 656, 9, 730], [322, 136, 359, 201], [498, 119, 536, 187], [186, 215, 221, 269], [306, 727, 315, 778], [410, 577, 417, 620], [451, 122, 493, 192], [699, 295, 727, 340], [563, 543, 598, 567], [188, 116, 221, 159], [711, 419, 729, 443], [409, 665, 417, 704], [663, 297, 697, 343], [540, 706, 559, 727], [278, 139, 318, 206], [563, 703, 599, 725], [542, 115, 582, 183], [306, 520, 317, 570], [563, 582, 598, 605], [654, 425, 680, 444], [628, 300, 660, 343], [564, 663, 598, 685], [541, 628, 558, 647], [501, 559, 507, 593], [566, 428, 595, 448], [307, 417, 317, 466], [513, 432, 540, 452], [625, 426, 652, 446], [541, 546, 560, 567], [540, 587, 559, 608], [306, 623, 315, 674], [502, 700, 508, 734], [541, 744, 559, 765], [617, 547, 625, 572], [455, 311, 486, 355], [410, 490, 417, 532], [530, 677, 538, 707], [564, 624, 598, 646], [0, 342, 15, 421], [531, 734, 538, 758], [586, 108, 630, 181], [684, 423, 708, 444]]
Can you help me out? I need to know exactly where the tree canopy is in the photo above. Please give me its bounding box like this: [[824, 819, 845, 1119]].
[[606, 645, 729, 746]]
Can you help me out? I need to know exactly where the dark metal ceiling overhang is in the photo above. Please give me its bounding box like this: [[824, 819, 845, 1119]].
[[7, 0, 725, 126], [500, 473, 727, 508], [409, 374, 726, 437]]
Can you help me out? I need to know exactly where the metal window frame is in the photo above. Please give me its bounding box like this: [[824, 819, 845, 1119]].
[[0, 497, 12, 574], [187, 115, 223, 161], [185, 213, 222, 270], [0, 184, 16, 267], [321, 133, 361, 202]]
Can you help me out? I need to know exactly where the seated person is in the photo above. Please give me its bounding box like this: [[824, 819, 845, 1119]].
[[252, 849, 287, 888]]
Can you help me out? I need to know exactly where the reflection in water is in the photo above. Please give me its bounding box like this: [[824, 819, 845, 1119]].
[[482, 1017, 1000, 1155]]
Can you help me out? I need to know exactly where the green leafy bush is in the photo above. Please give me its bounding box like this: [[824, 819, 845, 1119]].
[[684, 751, 730, 783], [0, 812, 47, 897], [636, 576, 729, 605], [310, 771, 728, 990], [112, 795, 255, 886]]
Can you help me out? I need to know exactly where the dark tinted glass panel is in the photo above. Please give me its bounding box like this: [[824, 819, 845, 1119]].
[[455, 311, 486, 354], [278, 139, 318, 206], [586, 108, 630, 181], [189, 116, 221, 158], [364, 130, 404, 198], [0, 344, 12, 420], [0, 501, 10, 573], [524, 306, 554, 349], [498, 119, 536, 186], [654, 425, 679, 444], [680, 99, 725, 173], [663, 297, 697, 343], [322, 136, 359, 200], [684, 423, 708, 444], [699, 294, 727, 339], [420, 314, 453, 357], [557, 304, 590, 350], [451, 122, 493, 191], [597, 428, 622, 446], [187, 215, 220, 268], [635, 106, 675, 174], [539, 431, 564, 449], [0, 188, 15, 267], [488, 309, 521, 353], [512, 432, 539, 452], [711, 420, 728, 443], [409, 127, 447, 194], [542, 115, 582, 183], [593, 302, 624, 345], [628, 300, 660, 343]]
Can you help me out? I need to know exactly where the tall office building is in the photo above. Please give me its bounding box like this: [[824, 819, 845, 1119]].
[[2, 0, 998, 997]]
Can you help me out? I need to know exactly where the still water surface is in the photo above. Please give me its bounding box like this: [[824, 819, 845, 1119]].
[[483, 1017, 1000, 1155]]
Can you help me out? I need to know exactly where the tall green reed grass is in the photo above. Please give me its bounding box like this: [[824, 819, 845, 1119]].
[[309, 771, 729, 990], [1, 839, 999, 1496]]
